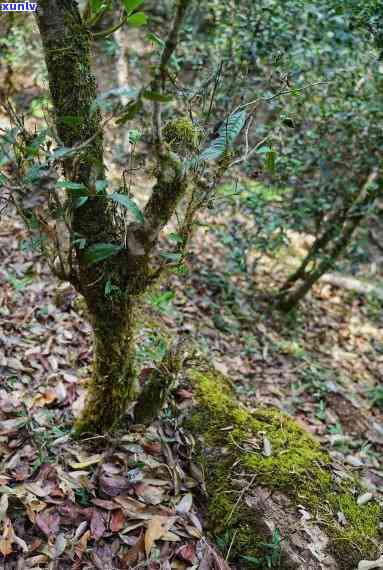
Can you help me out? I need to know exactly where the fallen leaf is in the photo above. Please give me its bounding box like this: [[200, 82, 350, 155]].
[[135, 483, 165, 505], [0, 494, 9, 523], [0, 417, 29, 435], [54, 533, 67, 558], [144, 516, 175, 556], [110, 509, 125, 532], [358, 557, 383, 570], [33, 388, 57, 407], [68, 454, 103, 469], [36, 509, 60, 538], [357, 492, 373, 506], [90, 508, 106, 540], [176, 543, 197, 564], [75, 529, 90, 561], [175, 493, 193, 514], [0, 517, 15, 556], [262, 435, 272, 457], [92, 498, 120, 510], [122, 533, 145, 566], [143, 442, 162, 455], [99, 474, 129, 497]]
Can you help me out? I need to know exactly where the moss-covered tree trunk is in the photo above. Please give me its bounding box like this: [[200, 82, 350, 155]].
[[76, 299, 138, 433], [36, 0, 140, 433], [36, 0, 193, 433], [184, 366, 382, 569]]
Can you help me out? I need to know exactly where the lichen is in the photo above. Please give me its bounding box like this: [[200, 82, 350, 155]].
[[187, 368, 382, 568]]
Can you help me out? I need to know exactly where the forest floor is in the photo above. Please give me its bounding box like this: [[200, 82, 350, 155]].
[[1, 24, 383, 570], [1, 202, 383, 568]]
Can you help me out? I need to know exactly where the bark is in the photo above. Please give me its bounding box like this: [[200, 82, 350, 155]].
[[76, 299, 138, 434], [36, 1, 139, 433]]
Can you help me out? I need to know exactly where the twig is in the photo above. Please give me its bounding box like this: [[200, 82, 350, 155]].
[[233, 80, 331, 115], [152, 0, 192, 151], [226, 473, 257, 523], [206, 60, 224, 121], [225, 528, 238, 561], [229, 133, 270, 168]]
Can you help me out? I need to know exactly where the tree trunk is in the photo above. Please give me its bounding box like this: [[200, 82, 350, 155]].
[[36, 1, 138, 432], [76, 299, 138, 433], [276, 172, 379, 312], [36, 0, 193, 433], [184, 366, 381, 569]]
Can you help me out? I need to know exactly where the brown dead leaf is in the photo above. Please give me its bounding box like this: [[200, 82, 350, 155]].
[[135, 483, 165, 505], [90, 508, 106, 540], [110, 508, 125, 532], [0, 417, 29, 435], [32, 388, 57, 407], [36, 509, 60, 538], [176, 389, 193, 400], [175, 493, 193, 514], [0, 517, 15, 556], [92, 498, 120, 511], [176, 543, 197, 564], [145, 516, 175, 556], [74, 529, 90, 561], [68, 454, 103, 469], [122, 533, 145, 566], [143, 442, 162, 455], [99, 473, 129, 497]]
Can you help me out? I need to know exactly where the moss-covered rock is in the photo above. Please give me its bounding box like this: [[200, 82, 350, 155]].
[[185, 366, 382, 569]]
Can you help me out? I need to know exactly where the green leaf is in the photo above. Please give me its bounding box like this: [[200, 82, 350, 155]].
[[122, 0, 144, 14], [256, 146, 272, 154], [265, 149, 277, 173], [91, 86, 137, 114], [116, 99, 143, 125], [142, 90, 173, 103], [128, 129, 141, 144], [95, 179, 108, 193], [199, 111, 246, 161], [60, 115, 82, 127], [50, 146, 72, 161], [56, 180, 87, 191], [240, 555, 262, 567], [127, 12, 147, 27], [90, 0, 104, 11], [147, 32, 165, 48], [169, 232, 184, 244], [109, 193, 144, 223], [84, 243, 122, 265], [218, 111, 247, 144], [199, 138, 227, 161], [24, 165, 50, 183], [73, 196, 89, 208], [160, 252, 182, 263]]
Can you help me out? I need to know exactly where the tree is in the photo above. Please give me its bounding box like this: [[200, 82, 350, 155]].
[[1, 0, 249, 433], [182, 0, 382, 311]]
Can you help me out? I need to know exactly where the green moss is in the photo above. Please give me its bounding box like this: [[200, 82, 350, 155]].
[[163, 117, 202, 153], [75, 302, 138, 435], [188, 368, 381, 568]]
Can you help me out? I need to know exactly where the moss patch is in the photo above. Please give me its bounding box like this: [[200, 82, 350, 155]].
[[187, 368, 381, 568], [163, 117, 202, 153]]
